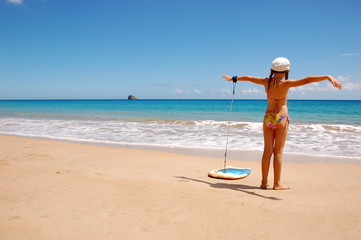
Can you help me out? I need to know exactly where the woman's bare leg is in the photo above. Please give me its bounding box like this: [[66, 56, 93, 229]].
[[261, 124, 275, 189], [273, 121, 289, 190]]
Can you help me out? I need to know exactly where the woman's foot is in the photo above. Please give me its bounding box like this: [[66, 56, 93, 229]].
[[260, 181, 269, 189], [273, 185, 289, 190]]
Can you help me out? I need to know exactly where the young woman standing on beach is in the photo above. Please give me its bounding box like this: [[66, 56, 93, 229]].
[[222, 57, 342, 190]]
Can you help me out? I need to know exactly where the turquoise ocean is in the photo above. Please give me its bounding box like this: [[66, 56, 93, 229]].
[[0, 99, 360, 161]]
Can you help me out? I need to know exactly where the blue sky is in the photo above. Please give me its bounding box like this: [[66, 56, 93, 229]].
[[1, 0, 360, 99]]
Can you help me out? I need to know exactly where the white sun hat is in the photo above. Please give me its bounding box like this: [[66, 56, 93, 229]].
[[271, 57, 291, 72]]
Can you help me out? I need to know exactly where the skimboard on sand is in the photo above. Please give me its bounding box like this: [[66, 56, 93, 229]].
[[208, 166, 251, 180]]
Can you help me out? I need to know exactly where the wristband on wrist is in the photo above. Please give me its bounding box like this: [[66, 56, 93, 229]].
[[232, 76, 238, 83]]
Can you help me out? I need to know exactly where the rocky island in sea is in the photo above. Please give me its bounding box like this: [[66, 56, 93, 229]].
[[128, 95, 138, 100]]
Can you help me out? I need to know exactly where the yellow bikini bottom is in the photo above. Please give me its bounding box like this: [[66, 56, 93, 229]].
[[263, 113, 289, 130]]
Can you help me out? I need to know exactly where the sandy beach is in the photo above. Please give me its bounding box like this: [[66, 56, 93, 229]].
[[1, 134, 360, 240]]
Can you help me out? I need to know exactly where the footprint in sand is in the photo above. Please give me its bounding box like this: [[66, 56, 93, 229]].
[[26, 153, 54, 160], [177, 179, 189, 183]]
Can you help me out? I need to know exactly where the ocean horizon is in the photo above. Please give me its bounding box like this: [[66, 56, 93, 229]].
[[1, 99, 360, 161]]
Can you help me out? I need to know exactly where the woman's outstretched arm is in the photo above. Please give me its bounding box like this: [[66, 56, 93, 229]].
[[222, 75, 267, 85], [285, 75, 342, 89]]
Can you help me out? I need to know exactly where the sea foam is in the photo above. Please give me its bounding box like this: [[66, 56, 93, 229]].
[[0, 117, 360, 159]]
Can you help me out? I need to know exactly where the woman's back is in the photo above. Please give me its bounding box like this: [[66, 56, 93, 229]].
[[264, 79, 290, 115]]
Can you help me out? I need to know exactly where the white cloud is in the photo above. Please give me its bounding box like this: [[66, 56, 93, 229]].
[[337, 75, 351, 82], [340, 53, 360, 57], [175, 88, 184, 94], [342, 82, 361, 90], [7, 0, 23, 4], [175, 88, 202, 95], [241, 87, 262, 94], [173, 88, 204, 97], [336, 75, 361, 90]]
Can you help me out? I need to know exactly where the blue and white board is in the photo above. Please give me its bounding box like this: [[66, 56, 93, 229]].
[[208, 166, 251, 180]]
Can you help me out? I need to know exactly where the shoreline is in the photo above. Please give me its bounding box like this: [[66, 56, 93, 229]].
[[1, 133, 360, 164], [1, 134, 361, 239], [1, 98, 361, 101]]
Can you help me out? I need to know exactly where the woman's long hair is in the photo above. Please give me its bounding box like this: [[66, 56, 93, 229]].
[[267, 70, 289, 92]]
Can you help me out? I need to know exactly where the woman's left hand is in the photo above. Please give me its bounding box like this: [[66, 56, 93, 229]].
[[328, 76, 342, 89]]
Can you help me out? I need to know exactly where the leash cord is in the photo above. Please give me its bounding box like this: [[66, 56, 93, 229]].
[[224, 81, 237, 171]]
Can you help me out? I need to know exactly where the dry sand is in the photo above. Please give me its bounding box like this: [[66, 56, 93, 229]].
[[1, 134, 360, 240]]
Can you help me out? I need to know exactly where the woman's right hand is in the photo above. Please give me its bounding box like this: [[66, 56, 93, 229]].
[[222, 75, 232, 81]]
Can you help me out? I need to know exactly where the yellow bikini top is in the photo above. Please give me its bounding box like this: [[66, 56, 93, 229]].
[[268, 96, 288, 113]]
